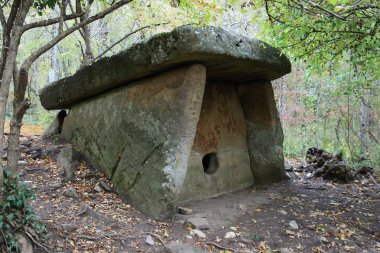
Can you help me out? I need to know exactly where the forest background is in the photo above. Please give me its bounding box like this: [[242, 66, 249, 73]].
[[3, 0, 380, 169]]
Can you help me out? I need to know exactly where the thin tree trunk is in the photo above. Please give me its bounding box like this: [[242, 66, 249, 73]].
[[49, 24, 59, 82], [359, 90, 371, 160], [98, 18, 108, 54], [81, 0, 95, 66], [0, 27, 23, 154], [0, 0, 35, 174], [7, 105, 28, 173], [6, 0, 131, 172]]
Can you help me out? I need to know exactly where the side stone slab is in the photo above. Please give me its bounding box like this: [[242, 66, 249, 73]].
[[238, 81, 285, 183], [61, 64, 206, 218]]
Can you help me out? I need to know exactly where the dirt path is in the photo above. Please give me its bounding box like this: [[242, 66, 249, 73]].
[[4, 135, 380, 252]]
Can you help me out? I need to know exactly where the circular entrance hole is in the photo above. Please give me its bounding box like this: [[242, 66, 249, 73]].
[[202, 152, 219, 174]]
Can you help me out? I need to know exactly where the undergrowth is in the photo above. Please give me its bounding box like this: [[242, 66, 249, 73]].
[[0, 168, 47, 252]]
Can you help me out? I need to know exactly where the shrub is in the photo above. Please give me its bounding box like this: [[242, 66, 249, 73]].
[[0, 168, 46, 252]]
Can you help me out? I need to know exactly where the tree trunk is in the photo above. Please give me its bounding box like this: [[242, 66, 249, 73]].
[[81, 0, 95, 66], [359, 90, 371, 160], [49, 24, 60, 82], [7, 99, 29, 172], [0, 0, 34, 176], [98, 17, 108, 54], [0, 27, 23, 152], [5, 0, 130, 172]]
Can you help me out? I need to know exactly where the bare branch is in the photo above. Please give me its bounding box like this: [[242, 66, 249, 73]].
[[19, 0, 133, 93], [92, 22, 169, 63], [0, 0, 10, 8], [0, 7, 6, 27], [22, 12, 84, 32], [305, 0, 345, 20], [68, 0, 85, 38], [59, 0, 69, 34], [4, 0, 21, 35]]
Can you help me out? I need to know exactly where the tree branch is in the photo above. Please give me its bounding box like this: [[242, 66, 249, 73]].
[[59, 0, 69, 34], [92, 22, 169, 63], [0, 0, 10, 9], [22, 12, 84, 32], [68, 0, 85, 38], [19, 0, 133, 93], [0, 7, 6, 28], [305, 0, 345, 20]]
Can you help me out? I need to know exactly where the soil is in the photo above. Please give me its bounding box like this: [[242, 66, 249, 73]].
[[3, 134, 380, 253]]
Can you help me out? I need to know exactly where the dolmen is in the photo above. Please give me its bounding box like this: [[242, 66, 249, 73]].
[[39, 25, 291, 218]]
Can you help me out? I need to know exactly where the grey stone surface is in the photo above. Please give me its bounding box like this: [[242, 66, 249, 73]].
[[61, 223, 78, 233], [40, 26, 291, 218], [289, 220, 299, 230], [14, 233, 33, 253], [62, 65, 206, 218], [178, 206, 193, 215], [279, 248, 292, 253], [39, 25, 290, 110], [58, 144, 80, 181], [161, 242, 208, 253], [41, 110, 67, 140], [178, 82, 254, 203], [98, 180, 112, 192], [185, 218, 210, 230], [189, 229, 206, 238], [238, 81, 285, 183], [145, 235, 155, 246], [63, 187, 79, 199], [284, 160, 293, 172]]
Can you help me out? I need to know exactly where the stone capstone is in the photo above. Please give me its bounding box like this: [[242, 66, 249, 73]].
[[39, 25, 290, 110]]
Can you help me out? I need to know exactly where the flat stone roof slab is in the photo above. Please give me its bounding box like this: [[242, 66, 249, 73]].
[[39, 25, 291, 110]]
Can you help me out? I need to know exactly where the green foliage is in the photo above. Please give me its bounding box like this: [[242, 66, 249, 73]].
[[33, 0, 59, 15], [277, 63, 380, 169], [249, 232, 261, 241], [0, 169, 47, 252], [258, 0, 380, 82]]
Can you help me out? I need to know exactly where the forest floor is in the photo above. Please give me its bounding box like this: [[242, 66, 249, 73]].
[[2, 128, 380, 253]]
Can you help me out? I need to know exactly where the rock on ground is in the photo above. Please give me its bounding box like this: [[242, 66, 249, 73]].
[[14, 233, 33, 253], [145, 235, 155, 245], [177, 206, 193, 215], [185, 218, 210, 230], [61, 224, 78, 233], [63, 187, 79, 199], [189, 229, 206, 238], [58, 144, 80, 181], [161, 242, 208, 253]]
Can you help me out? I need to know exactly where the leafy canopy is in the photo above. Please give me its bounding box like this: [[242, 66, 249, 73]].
[[258, 0, 380, 80], [33, 0, 59, 14]]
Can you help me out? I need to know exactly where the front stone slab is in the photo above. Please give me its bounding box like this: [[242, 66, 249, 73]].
[[62, 65, 206, 218]]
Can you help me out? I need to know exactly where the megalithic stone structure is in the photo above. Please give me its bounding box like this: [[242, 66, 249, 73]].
[[39, 25, 291, 218]]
